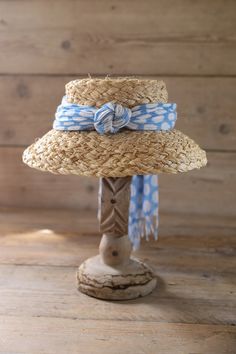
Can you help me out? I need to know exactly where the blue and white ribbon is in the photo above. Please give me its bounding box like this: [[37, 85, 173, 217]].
[[129, 175, 159, 249], [53, 96, 177, 248], [54, 96, 177, 133]]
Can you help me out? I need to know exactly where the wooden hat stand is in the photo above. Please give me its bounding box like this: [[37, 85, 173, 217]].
[[77, 177, 157, 300], [22, 78, 207, 301]]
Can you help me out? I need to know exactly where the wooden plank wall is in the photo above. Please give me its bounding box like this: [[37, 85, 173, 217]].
[[0, 0, 235, 230]]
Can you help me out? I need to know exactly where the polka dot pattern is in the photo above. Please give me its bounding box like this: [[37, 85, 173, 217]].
[[53, 96, 177, 133], [129, 175, 159, 249]]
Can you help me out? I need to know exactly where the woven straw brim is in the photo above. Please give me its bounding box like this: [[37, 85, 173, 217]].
[[23, 129, 207, 177]]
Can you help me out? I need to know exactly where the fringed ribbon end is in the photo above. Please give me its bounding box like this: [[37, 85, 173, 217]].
[[128, 216, 159, 250], [128, 175, 159, 250]]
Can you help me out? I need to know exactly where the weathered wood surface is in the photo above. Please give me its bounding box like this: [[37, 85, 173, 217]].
[[0, 0, 235, 75], [1, 0, 235, 40], [0, 207, 235, 238], [0, 210, 235, 353], [1, 316, 235, 354], [1, 147, 235, 221], [0, 75, 235, 150], [1, 263, 236, 324], [78, 254, 156, 299]]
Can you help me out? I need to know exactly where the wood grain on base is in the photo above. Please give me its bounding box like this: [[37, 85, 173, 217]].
[[77, 255, 157, 300]]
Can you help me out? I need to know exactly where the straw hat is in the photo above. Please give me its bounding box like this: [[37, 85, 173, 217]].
[[23, 77, 207, 177]]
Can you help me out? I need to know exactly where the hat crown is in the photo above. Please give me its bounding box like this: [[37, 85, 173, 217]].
[[66, 78, 168, 108]]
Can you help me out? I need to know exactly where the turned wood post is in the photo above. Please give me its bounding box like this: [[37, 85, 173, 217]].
[[77, 176, 157, 299], [98, 177, 132, 266]]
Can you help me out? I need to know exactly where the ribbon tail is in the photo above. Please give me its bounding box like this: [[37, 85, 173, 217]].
[[128, 175, 159, 250]]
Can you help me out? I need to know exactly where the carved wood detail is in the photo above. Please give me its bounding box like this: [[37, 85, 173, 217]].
[[98, 177, 132, 237]]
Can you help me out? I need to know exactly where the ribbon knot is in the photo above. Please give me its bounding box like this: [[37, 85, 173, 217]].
[[94, 102, 132, 134]]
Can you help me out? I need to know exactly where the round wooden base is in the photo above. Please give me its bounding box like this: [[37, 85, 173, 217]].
[[77, 255, 157, 300]]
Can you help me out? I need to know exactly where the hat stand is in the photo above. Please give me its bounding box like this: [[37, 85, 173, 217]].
[[77, 176, 157, 300]]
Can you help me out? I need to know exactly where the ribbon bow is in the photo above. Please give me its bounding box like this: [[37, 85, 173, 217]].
[[94, 102, 132, 134]]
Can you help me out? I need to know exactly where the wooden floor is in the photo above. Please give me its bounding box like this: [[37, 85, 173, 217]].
[[0, 209, 235, 354]]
